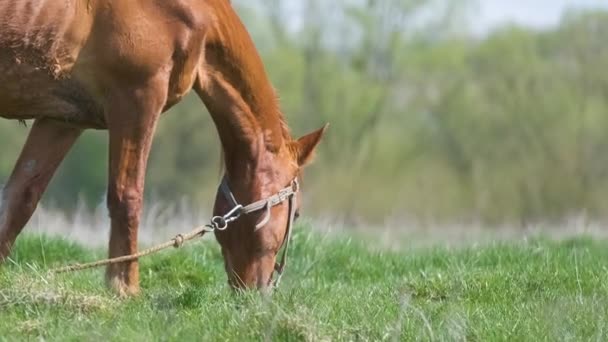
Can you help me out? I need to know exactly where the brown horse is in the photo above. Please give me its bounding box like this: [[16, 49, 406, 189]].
[[0, 0, 327, 295]]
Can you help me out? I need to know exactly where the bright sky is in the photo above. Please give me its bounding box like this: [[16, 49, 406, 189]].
[[241, 0, 608, 35], [475, 0, 608, 32]]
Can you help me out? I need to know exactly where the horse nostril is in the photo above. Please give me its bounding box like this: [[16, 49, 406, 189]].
[[256, 273, 276, 293]]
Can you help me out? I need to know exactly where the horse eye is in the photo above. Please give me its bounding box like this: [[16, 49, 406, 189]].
[[294, 210, 300, 220]]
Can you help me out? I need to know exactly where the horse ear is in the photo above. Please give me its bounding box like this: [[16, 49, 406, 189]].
[[291, 123, 329, 167]]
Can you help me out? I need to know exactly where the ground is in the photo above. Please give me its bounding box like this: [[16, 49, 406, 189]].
[[1, 224, 607, 341]]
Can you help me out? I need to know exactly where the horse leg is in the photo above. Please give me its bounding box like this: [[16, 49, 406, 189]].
[[0, 119, 82, 260], [104, 77, 167, 296]]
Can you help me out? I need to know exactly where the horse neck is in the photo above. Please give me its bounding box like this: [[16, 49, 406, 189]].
[[194, 4, 287, 179]]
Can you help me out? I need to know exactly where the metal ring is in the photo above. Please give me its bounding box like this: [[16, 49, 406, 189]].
[[211, 216, 228, 230]]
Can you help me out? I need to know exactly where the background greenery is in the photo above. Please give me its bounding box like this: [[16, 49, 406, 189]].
[[1, 0, 607, 225]]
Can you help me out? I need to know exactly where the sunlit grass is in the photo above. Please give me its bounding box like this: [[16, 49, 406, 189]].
[[1, 226, 608, 341]]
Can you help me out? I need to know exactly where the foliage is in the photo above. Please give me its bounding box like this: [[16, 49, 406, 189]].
[[1, 2, 608, 224], [1, 229, 608, 340]]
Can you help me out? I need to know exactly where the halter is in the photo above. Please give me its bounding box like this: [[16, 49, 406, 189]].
[[210, 177, 299, 288]]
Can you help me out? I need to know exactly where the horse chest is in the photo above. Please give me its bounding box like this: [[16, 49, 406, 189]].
[[163, 28, 207, 110]]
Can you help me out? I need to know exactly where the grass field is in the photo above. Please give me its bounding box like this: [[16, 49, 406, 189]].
[[1, 225, 608, 341]]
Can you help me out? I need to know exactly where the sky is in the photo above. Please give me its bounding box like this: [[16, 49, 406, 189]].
[[475, 0, 608, 32], [241, 0, 608, 37]]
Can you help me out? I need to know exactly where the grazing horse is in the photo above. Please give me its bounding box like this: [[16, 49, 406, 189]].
[[0, 0, 327, 295]]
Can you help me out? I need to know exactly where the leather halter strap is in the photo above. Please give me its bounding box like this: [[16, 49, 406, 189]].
[[217, 177, 299, 287]]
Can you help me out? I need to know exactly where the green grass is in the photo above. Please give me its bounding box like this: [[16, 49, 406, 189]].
[[1, 226, 608, 341]]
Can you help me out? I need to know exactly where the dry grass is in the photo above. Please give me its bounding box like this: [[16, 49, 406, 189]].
[[19, 201, 608, 252], [0, 266, 113, 314], [23, 201, 213, 247]]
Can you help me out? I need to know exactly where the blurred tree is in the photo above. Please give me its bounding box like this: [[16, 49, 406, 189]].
[[1, 2, 607, 226], [0, 123, 27, 182]]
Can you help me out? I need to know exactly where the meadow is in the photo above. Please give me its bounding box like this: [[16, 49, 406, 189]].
[[1, 223, 607, 341], [1, 2, 607, 341]]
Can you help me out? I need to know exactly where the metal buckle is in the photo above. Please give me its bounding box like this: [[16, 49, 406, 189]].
[[211, 204, 244, 231], [223, 204, 244, 223], [292, 178, 300, 193]]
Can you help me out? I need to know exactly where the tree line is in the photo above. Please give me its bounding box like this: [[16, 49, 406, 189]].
[[1, 1, 606, 225]]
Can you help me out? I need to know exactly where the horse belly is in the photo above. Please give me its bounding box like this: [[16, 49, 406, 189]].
[[0, 56, 105, 128], [0, 0, 104, 126]]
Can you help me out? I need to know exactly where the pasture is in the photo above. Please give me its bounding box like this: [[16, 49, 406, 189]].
[[1, 224, 607, 341], [1, 1, 607, 341]]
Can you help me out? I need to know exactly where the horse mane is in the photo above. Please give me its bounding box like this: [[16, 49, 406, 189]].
[[273, 92, 293, 142], [209, 1, 293, 152]]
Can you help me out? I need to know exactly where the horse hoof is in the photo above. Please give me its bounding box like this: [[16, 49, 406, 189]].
[[105, 266, 140, 297], [106, 275, 140, 297]]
